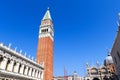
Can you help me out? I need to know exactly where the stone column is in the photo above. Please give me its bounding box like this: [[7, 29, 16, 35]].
[[19, 64, 24, 74], [41, 71, 44, 80], [13, 62, 20, 73], [32, 69, 35, 77], [38, 71, 41, 78], [0, 57, 8, 70], [24, 66, 29, 75], [35, 70, 38, 78], [6, 60, 14, 71], [28, 67, 32, 76]]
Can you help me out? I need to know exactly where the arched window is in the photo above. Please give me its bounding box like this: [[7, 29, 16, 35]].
[[91, 68, 98, 75], [101, 68, 107, 74], [93, 78, 100, 80]]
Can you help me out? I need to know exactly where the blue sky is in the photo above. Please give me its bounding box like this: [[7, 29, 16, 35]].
[[0, 0, 120, 77]]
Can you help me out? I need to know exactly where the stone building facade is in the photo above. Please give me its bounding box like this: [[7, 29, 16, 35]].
[[0, 43, 44, 80], [84, 54, 115, 80], [111, 13, 120, 79]]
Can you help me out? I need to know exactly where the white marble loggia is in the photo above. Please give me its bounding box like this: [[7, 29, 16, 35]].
[[0, 43, 44, 80]]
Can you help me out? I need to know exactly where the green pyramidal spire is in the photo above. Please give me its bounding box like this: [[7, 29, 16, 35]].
[[42, 7, 52, 20]]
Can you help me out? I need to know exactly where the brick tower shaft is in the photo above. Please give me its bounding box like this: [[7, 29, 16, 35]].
[[36, 8, 54, 80]]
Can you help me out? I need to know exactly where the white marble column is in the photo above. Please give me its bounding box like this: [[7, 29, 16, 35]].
[[6, 60, 14, 71], [13, 62, 20, 73], [35, 70, 38, 78], [32, 69, 35, 77], [0, 57, 8, 70], [19, 64, 24, 74], [38, 71, 41, 78], [28, 67, 32, 76], [24, 66, 29, 75], [41, 71, 44, 80]]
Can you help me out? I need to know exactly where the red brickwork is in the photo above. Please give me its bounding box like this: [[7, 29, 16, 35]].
[[36, 37, 53, 80]]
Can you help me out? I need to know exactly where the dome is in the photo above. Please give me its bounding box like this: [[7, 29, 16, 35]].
[[104, 54, 113, 65]]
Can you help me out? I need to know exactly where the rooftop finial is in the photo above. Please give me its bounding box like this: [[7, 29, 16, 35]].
[[0, 43, 3, 46], [32, 57, 34, 60], [8, 43, 12, 48], [86, 62, 89, 68], [96, 61, 100, 67], [117, 13, 120, 27], [29, 55, 31, 58], [106, 48, 110, 56], [47, 7, 50, 10], [20, 50, 22, 54], [15, 47, 17, 51], [118, 13, 120, 19], [24, 52, 27, 56]]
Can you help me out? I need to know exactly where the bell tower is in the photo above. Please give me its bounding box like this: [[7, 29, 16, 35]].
[[36, 8, 54, 80]]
